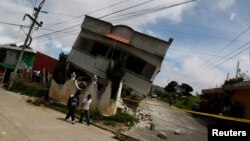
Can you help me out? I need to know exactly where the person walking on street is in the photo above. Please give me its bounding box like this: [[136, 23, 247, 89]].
[[65, 90, 80, 124], [79, 94, 92, 126]]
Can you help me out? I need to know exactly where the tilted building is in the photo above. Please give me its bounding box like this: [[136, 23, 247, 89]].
[[67, 16, 173, 96]]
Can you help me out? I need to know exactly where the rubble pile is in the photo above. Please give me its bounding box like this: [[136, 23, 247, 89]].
[[26, 97, 46, 106]]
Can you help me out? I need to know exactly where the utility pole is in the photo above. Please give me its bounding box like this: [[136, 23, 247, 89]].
[[226, 73, 229, 81], [235, 60, 240, 78], [8, 0, 46, 89]]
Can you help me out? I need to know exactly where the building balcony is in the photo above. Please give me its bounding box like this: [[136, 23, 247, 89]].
[[68, 48, 152, 95]]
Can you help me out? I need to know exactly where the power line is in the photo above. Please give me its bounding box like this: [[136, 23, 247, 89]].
[[176, 27, 250, 81], [7, 0, 198, 46], [46, 11, 78, 17], [169, 48, 250, 62], [0, 21, 24, 27], [8, 0, 46, 89], [3, 0, 245, 50], [180, 42, 250, 82], [7, 0, 132, 43], [43, 0, 130, 29], [56, 0, 105, 8], [11, 0, 157, 44], [98, 0, 156, 19]]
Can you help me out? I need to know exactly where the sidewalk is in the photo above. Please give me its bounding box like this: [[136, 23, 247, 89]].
[[0, 88, 116, 141]]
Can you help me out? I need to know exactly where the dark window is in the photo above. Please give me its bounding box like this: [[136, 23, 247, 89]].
[[126, 55, 145, 75], [141, 63, 156, 79], [107, 49, 121, 60], [90, 42, 109, 56]]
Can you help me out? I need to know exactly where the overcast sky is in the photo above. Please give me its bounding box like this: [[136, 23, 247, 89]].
[[0, 0, 250, 93]]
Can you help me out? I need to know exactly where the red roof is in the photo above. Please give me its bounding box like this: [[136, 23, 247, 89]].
[[33, 52, 57, 73], [202, 88, 224, 94], [106, 33, 131, 45]]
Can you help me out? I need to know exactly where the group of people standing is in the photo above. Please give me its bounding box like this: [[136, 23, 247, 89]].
[[65, 90, 92, 126]]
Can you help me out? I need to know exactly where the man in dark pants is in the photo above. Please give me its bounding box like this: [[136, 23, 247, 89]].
[[65, 90, 80, 124], [79, 94, 92, 126]]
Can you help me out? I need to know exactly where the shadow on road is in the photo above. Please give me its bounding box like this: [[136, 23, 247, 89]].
[[56, 117, 66, 121]]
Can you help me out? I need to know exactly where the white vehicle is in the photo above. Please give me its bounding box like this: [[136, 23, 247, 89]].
[[151, 93, 157, 98]]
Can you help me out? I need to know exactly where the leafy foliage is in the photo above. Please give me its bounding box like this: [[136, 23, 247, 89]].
[[179, 83, 193, 96], [164, 81, 178, 93], [52, 52, 68, 84], [47, 103, 138, 127], [164, 81, 193, 96], [90, 110, 138, 127], [224, 77, 244, 85], [174, 96, 201, 110], [9, 79, 49, 99]]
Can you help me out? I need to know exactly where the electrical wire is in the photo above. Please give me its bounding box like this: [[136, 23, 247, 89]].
[[176, 27, 250, 81], [179, 42, 250, 82]]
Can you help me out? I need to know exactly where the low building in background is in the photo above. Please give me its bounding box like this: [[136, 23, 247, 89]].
[[0, 44, 36, 83], [0, 45, 57, 84], [202, 81, 250, 119], [33, 51, 57, 74]]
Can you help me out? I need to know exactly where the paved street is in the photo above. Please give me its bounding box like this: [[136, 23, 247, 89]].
[[0, 88, 116, 141], [125, 99, 208, 141]]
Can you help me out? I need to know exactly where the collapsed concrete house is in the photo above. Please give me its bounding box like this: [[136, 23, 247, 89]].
[[68, 15, 173, 95], [50, 16, 173, 114]]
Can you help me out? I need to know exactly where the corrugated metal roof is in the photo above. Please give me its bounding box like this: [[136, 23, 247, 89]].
[[0, 45, 36, 53]]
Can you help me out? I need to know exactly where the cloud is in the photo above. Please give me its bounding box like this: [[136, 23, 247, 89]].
[[1, 0, 249, 95], [0, 0, 195, 52], [146, 30, 159, 38], [62, 47, 72, 52], [153, 41, 245, 93], [215, 0, 235, 11], [230, 13, 236, 21]]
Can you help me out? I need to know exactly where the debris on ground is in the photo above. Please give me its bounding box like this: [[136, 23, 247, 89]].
[[174, 129, 181, 135], [137, 112, 153, 122], [26, 96, 46, 106], [149, 122, 155, 130], [115, 133, 141, 141], [158, 132, 167, 139]]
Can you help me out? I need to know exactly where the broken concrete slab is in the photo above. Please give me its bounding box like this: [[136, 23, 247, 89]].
[[174, 129, 181, 135], [158, 132, 167, 139]]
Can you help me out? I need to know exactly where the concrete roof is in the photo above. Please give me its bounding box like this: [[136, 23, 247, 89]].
[[224, 81, 250, 91], [202, 88, 224, 94], [0, 45, 36, 53], [202, 81, 250, 94]]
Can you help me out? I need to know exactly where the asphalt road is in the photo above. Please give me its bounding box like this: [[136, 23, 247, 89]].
[[125, 98, 208, 141], [0, 88, 116, 141]]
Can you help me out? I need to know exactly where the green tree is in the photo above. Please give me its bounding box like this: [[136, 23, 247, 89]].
[[164, 81, 178, 93], [179, 83, 193, 96], [106, 53, 127, 99], [52, 52, 68, 84]]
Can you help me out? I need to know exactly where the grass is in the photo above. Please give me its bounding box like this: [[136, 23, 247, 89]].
[[9, 79, 49, 99], [158, 98, 169, 103], [8, 79, 138, 128], [89, 109, 138, 127], [47, 101, 138, 127], [174, 96, 201, 110], [159, 95, 201, 110]]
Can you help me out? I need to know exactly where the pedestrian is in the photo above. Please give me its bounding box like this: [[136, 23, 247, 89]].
[[65, 90, 81, 124], [79, 94, 92, 126], [169, 98, 173, 106]]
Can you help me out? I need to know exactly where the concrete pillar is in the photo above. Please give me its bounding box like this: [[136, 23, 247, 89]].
[[1, 68, 6, 83], [113, 80, 123, 115]]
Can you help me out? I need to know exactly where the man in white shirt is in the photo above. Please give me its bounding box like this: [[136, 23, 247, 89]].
[[79, 94, 92, 125]]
